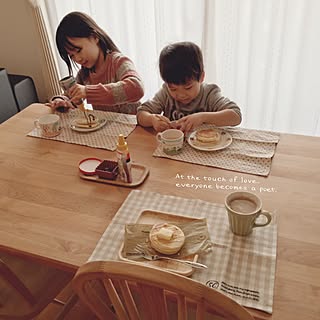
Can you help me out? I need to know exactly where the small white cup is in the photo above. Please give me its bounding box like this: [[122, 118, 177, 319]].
[[225, 191, 272, 236], [34, 114, 61, 137], [157, 129, 184, 155]]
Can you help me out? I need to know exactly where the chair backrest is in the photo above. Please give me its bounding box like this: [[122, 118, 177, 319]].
[[8, 74, 39, 111], [0, 251, 74, 319], [0, 68, 19, 124], [72, 260, 254, 320]]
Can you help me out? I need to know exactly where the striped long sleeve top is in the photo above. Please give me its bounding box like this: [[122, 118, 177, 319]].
[[77, 51, 144, 114]]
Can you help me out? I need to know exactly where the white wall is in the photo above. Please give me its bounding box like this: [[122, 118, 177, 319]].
[[0, 0, 47, 102]]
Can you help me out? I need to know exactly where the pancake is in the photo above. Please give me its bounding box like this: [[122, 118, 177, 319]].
[[149, 223, 185, 255], [75, 118, 99, 128], [195, 128, 221, 144]]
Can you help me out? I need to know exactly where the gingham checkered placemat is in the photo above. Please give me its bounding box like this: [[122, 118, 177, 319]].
[[27, 109, 137, 151], [153, 126, 280, 176], [89, 190, 277, 314]]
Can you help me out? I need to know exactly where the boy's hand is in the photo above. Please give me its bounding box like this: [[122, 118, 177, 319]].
[[152, 114, 171, 132], [176, 113, 204, 133], [69, 84, 87, 103]]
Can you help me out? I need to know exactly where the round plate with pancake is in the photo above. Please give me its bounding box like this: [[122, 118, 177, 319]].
[[188, 128, 232, 151], [70, 117, 107, 132]]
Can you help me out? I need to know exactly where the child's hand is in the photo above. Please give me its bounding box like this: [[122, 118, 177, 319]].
[[176, 113, 204, 133], [69, 84, 87, 104], [45, 98, 74, 112], [152, 114, 171, 132]]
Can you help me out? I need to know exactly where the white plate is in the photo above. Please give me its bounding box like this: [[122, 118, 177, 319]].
[[70, 118, 108, 133], [188, 129, 232, 151]]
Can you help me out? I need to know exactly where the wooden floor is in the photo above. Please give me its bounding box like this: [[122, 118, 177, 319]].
[[35, 283, 97, 320]]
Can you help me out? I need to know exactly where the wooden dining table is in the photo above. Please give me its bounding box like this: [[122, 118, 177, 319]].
[[0, 103, 319, 320]]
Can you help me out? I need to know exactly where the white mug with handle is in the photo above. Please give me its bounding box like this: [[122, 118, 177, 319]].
[[156, 129, 184, 155], [34, 114, 61, 138], [225, 191, 272, 236]]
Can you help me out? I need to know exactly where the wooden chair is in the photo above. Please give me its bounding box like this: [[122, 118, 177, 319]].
[[0, 251, 78, 320], [72, 260, 254, 320]]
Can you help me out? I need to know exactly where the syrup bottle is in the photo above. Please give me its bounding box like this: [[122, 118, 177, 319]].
[[116, 134, 132, 183]]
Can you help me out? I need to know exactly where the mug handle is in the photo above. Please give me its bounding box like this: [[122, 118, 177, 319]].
[[156, 132, 163, 143], [253, 210, 272, 228], [34, 119, 40, 129]]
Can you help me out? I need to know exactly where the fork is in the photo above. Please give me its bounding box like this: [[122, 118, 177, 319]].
[[134, 245, 207, 269]]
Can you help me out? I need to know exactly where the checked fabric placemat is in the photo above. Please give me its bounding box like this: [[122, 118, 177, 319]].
[[27, 109, 137, 151], [153, 126, 280, 177], [89, 190, 277, 314]]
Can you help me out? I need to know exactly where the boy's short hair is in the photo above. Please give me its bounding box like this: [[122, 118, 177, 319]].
[[159, 41, 204, 85]]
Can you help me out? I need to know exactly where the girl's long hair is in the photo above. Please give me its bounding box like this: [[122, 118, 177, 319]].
[[56, 11, 120, 77]]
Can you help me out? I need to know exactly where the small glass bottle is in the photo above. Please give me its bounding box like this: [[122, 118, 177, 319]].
[[116, 134, 132, 183]]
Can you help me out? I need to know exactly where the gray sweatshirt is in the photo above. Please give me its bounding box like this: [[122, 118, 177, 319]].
[[137, 83, 241, 121]]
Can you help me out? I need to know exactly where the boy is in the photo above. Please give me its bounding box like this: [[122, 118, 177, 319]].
[[137, 41, 241, 132]]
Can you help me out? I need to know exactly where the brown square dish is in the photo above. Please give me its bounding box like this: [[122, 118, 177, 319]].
[[95, 160, 118, 180]]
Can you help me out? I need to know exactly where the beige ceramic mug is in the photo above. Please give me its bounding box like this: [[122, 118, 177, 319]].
[[156, 129, 184, 155], [225, 191, 272, 236], [34, 114, 61, 137]]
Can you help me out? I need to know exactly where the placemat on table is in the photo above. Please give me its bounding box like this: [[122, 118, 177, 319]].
[[27, 109, 137, 151], [89, 190, 277, 314], [153, 126, 280, 176]]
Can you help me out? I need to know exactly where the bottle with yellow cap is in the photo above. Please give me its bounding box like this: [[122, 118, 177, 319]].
[[116, 134, 132, 183]]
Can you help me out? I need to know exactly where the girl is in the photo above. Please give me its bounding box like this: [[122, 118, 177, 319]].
[[48, 11, 144, 114]]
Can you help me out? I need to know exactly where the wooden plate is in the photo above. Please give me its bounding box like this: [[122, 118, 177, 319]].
[[79, 162, 149, 187], [119, 210, 201, 276]]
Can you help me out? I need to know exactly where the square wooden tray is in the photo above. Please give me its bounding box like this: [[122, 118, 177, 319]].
[[119, 210, 202, 276], [79, 162, 149, 187]]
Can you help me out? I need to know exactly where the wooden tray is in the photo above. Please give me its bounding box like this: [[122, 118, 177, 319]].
[[79, 162, 149, 187], [119, 210, 201, 276]]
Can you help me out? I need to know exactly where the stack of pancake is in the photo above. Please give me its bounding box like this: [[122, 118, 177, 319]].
[[195, 128, 221, 144], [149, 223, 185, 255]]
